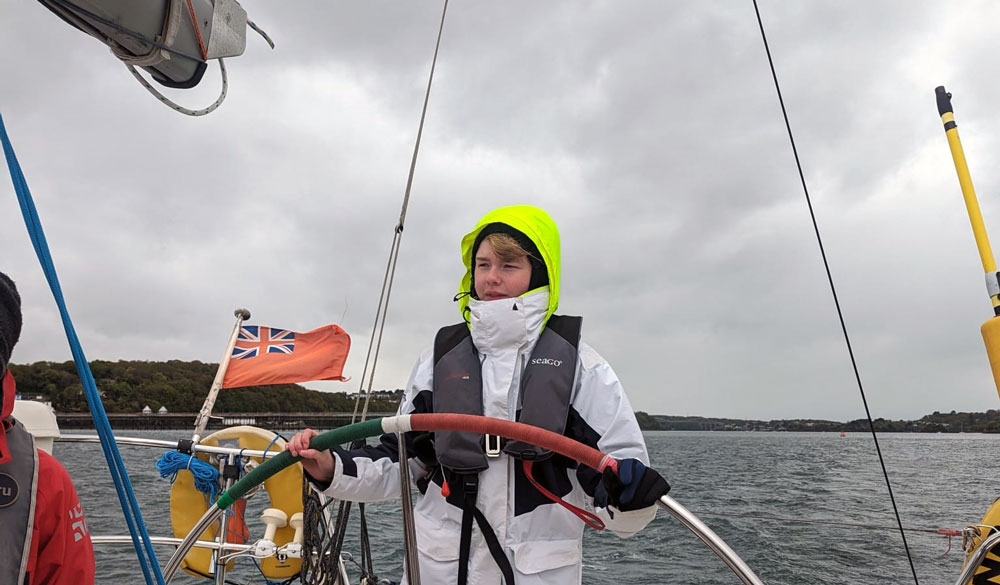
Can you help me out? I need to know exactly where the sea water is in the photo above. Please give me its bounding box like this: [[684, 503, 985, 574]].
[[61, 430, 995, 584]]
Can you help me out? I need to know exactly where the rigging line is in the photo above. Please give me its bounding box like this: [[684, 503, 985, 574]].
[[750, 3, 920, 585], [351, 0, 450, 422], [1, 115, 165, 585], [333, 3, 450, 574], [397, 0, 449, 228], [350, 232, 398, 423], [361, 235, 403, 422]]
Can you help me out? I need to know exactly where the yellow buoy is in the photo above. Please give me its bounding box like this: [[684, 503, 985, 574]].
[[169, 426, 304, 579]]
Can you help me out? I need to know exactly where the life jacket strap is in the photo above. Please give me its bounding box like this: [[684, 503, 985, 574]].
[[457, 475, 515, 585], [522, 461, 605, 531]]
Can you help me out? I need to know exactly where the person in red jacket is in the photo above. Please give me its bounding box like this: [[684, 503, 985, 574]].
[[0, 271, 95, 585]]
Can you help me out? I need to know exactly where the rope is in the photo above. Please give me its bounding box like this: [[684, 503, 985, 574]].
[[523, 461, 604, 530], [751, 3, 920, 584], [0, 113, 165, 585], [155, 451, 220, 502], [300, 478, 344, 584], [324, 488, 379, 583], [358, 502, 377, 579], [248, 19, 276, 50], [125, 59, 229, 117], [47, 0, 230, 116], [262, 432, 284, 456]]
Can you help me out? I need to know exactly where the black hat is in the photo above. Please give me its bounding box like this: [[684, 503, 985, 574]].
[[470, 223, 548, 298], [0, 272, 22, 373]]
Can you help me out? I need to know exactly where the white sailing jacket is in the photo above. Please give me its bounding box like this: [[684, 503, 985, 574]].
[[317, 289, 657, 585]]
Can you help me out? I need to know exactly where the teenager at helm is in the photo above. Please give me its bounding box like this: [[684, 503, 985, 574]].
[[287, 205, 669, 585]]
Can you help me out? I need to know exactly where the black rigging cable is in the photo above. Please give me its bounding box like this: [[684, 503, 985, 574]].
[[750, 2, 920, 584], [323, 2, 451, 582]]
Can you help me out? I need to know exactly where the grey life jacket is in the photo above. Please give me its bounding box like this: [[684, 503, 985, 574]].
[[431, 315, 583, 585], [0, 420, 40, 585], [432, 314, 582, 472]]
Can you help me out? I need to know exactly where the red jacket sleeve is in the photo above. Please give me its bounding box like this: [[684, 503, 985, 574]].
[[26, 449, 96, 585]]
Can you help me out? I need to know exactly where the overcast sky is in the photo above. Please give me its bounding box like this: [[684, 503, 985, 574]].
[[3, 1, 1000, 421]]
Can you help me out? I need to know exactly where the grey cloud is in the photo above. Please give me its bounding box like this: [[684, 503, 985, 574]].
[[3, 1, 1000, 422]]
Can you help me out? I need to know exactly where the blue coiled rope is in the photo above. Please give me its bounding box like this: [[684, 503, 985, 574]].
[[0, 112, 166, 585], [156, 451, 220, 503]]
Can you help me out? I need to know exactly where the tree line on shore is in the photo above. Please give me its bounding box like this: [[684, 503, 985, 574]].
[[9, 360, 401, 414], [11, 360, 1000, 432], [639, 411, 1000, 433]]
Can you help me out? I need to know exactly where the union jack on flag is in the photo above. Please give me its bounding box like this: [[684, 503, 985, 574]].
[[231, 326, 295, 360]]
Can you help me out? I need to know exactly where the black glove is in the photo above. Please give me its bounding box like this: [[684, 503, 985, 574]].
[[596, 458, 670, 512]]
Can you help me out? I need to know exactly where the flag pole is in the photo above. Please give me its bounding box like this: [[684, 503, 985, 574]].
[[192, 308, 251, 443]]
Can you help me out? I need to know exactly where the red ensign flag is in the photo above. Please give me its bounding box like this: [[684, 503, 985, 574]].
[[221, 324, 350, 389]]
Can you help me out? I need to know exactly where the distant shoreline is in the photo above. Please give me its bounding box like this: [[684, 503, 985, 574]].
[[48, 409, 1000, 434], [54, 411, 396, 431], [18, 360, 994, 434], [638, 411, 1000, 433]]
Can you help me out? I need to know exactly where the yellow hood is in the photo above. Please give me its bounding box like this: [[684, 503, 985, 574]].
[[458, 205, 561, 324]]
